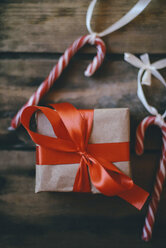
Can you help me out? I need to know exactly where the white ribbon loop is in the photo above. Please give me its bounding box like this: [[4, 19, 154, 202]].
[[124, 53, 166, 119], [124, 53, 146, 69], [124, 53, 166, 86], [86, 0, 151, 38]]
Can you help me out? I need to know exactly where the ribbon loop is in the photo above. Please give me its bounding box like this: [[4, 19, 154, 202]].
[[86, 0, 151, 37], [140, 53, 150, 67]]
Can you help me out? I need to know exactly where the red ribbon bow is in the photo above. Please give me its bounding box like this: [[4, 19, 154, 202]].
[[21, 103, 149, 210]]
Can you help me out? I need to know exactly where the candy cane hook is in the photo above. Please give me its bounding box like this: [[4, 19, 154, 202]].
[[10, 34, 106, 130], [136, 115, 166, 241]]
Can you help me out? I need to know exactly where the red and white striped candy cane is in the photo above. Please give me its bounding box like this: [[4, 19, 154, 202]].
[[10, 34, 106, 129], [136, 115, 166, 241]]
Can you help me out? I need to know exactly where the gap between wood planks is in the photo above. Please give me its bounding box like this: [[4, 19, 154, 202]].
[[0, 52, 166, 60]]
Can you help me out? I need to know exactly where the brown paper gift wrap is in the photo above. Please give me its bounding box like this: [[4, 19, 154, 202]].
[[35, 108, 130, 193]]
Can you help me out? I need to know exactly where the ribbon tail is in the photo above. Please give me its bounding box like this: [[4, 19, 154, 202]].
[[142, 70, 151, 86], [151, 69, 166, 87], [118, 184, 149, 210], [73, 159, 91, 193], [88, 156, 133, 197], [88, 155, 149, 209]]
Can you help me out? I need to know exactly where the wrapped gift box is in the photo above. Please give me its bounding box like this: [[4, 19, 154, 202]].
[[21, 103, 148, 210], [35, 108, 131, 193]]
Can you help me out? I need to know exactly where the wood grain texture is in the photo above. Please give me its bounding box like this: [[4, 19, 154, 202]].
[[0, 212, 165, 248], [0, 57, 165, 150], [0, 0, 165, 53]]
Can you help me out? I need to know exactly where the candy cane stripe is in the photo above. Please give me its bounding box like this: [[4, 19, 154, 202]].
[[154, 186, 160, 200], [149, 206, 155, 221]]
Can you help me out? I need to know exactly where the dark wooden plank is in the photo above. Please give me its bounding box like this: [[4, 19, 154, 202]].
[[0, 212, 165, 248], [0, 0, 165, 53], [0, 58, 165, 150]]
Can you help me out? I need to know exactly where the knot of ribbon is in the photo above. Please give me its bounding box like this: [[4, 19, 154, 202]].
[[21, 102, 149, 210], [155, 114, 166, 128]]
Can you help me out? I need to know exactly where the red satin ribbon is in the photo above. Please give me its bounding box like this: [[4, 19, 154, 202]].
[[21, 103, 149, 210]]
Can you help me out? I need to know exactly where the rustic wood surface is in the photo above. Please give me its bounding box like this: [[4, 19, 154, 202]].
[[0, 0, 166, 53], [0, 0, 166, 247]]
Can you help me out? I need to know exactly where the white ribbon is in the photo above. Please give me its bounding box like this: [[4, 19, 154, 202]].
[[124, 53, 166, 121], [86, 0, 151, 38]]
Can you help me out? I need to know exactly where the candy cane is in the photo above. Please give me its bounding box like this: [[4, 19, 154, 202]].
[[10, 35, 106, 129], [10, 0, 151, 130], [136, 115, 166, 241], [125, 52, 166, 241]]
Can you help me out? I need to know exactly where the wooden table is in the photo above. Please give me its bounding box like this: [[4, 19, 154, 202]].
[[0, 1, 166, 247]]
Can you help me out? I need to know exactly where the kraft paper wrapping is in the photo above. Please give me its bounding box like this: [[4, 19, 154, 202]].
[[35, 108, 131, 193]]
